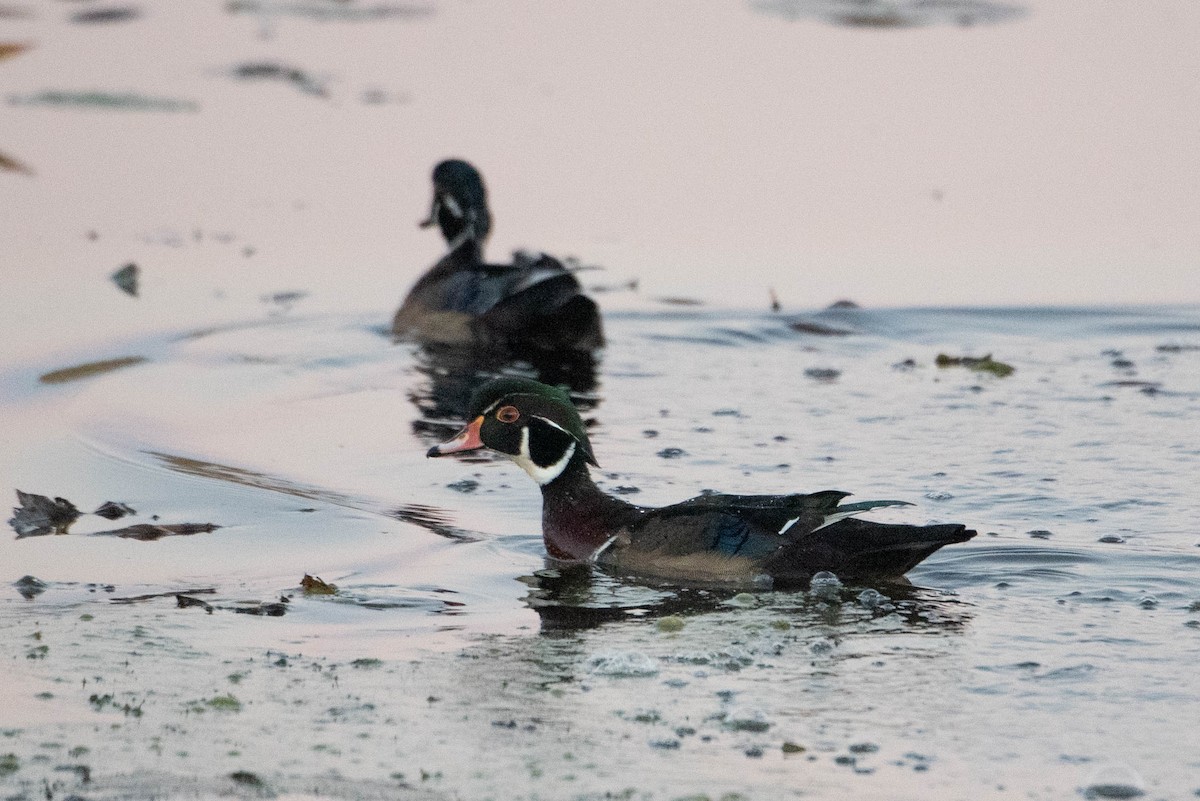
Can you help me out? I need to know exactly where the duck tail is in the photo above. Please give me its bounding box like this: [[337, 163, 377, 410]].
[[766, 518, 976, 585]]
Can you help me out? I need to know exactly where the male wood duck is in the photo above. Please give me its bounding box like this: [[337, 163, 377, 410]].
[[391, 159, 604, 353], [427, 378, 977, 588]]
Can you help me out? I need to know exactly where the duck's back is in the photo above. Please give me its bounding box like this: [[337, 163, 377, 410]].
[[393, 246, 603, 351]]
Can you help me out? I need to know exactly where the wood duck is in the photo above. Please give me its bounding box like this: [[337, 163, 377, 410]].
[[427, 378, 977, 588], [391, 159, 604, 353]]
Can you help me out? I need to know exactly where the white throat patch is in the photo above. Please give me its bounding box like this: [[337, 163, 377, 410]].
[[512, 421, 576, 486]]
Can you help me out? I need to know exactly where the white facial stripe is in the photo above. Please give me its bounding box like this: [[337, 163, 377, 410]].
[[778, 517, 800, 535], [530, 415, 570, 434], [442, 195, 463, 218], [512, 425, 576, 486]]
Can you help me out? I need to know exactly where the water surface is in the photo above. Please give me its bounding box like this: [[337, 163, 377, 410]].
[[2, 303, 1198, 799]]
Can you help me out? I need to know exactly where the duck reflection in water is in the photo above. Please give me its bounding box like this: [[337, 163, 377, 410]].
[[521, 563, 975, 636]]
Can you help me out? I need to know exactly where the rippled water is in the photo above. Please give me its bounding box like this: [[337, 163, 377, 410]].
[[2, 303, 1198, 799]]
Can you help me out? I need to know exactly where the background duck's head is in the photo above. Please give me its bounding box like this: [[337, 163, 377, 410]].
[[419, 159, 492, 248], [427, 377, 598, 485]]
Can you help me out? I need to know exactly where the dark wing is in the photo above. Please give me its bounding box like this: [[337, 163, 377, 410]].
[[624, 510, 783, 560], [476, 252, 603, 350], [633, 490, 851, 537]]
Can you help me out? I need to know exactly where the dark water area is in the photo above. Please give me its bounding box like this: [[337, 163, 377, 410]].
[[2, 303, 1198, 799]]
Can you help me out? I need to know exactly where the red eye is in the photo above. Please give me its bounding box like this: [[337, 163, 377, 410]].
[[496, 405, 520, 423]]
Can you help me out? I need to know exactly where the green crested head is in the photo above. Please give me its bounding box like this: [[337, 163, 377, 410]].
[[465, 377, 598, 468]]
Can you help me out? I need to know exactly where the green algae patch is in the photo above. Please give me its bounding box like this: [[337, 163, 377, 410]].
[[350, 658, 384, 669], [0, 753, 18, 777], [935, 353, 1015, 377], [656, 615, 686, 633], [9, 90, 199, 112], [206, 694, 243, 712]]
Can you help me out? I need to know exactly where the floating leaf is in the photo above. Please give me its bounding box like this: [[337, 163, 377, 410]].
[[91, 523, 220, 540], [300, 573, 337, 594], [935, 353, 1015, 377], [0, 42, 32, 62], [9, 490, 80, 537], [39, 355, 147, 384], [176, 595, 214, 613]]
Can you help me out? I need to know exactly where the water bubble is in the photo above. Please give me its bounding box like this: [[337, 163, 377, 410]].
[[856, 588, 891, 609], [1083, 763, 1146, 799], [925, 490, 954, 501], [810, 638, 835, 655], [809, 572, 843, 601], [585, 651, 659, 677]]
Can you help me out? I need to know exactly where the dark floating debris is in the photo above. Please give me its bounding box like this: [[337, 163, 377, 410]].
[[300, 573, 337, 595], [1027, 529, 1053, 540], [0, 42, 32, 62], [8, 90, 199, 112], [1156, 343, 1200, 353], [769, 288, 781, 312], [71, 7, 141, 24], [935, 353, 1015, 377], [1099, 380, 1161, 390], [107, 588, 217, 604], [39, 355, 148, 384], [826, 299, 860, 309], [230, 62, 327, 97], [588, 278, 639, 294], [9, 490, 218, 540], [804, 367, 841, 382], [893, 358, 918, 371], [0, 150, 34, 175], [656, 447, 687, 459], [789, 320, 853, 336], [9, 491, 81, 537], [92, 523, 220, 540], [234, 600, 288, 616], [225, 0, 434, 22], [93, 501, 136, 520], [654, 296, 705, 307], [111, 262, 138, 296], [750, 0, 1025, 28], [260, 290, 308, 312], [14, 575, 48, 600]]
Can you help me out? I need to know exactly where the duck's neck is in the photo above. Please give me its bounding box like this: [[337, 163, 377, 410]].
[[538, 454, 641, 562]]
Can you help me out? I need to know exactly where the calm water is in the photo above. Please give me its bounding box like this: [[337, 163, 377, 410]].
[[2, 302, 1199, 799]]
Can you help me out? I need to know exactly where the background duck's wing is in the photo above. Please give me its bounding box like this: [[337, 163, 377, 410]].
[[476, 253, 603, 350]]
